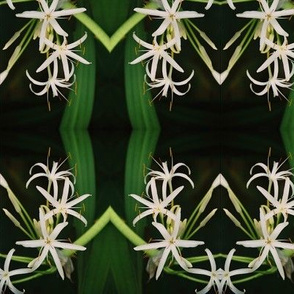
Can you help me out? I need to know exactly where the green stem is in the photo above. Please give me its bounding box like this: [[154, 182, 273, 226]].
[[63, 1, 159, 52], [234, 267, 276, 284], [63, 206, 154, 257], [185, 20, 215, 76], [2, 19, 36, 84], [184, 188, 213, 239], [109, 2, 158, 52], [62, 2, 110, 50], [228, 189, 258, 239], [224, 19, 257, 73], [110, 207, 149, 247], [0, 253, 32, 264], [14, 268, 56, 284], [5, 186, 37, 239]]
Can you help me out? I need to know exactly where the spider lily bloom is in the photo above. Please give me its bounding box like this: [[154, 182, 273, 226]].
[[26, 59, 75, 107], [236, 0, 294, 50], [16, 0, 86, 50], [134, 209, 204, 280], [6, 0, 15, 10], [134, 0, 204, 50], [246, 67, 293, 108], [145, 152, 194, 199], [145, 59, 194, 108], [246, 158, 293, 199], [188, 249, 223, 294], [218, 249, 253, 294], [0, 249, 32, 294], [130, 33, 184, 81], [257, 178, 294, 220], [36, 34, 90, 81], [190, 249, 252, 294], [257, 38, 294, 80], [129, 177, 183, 225], [236, 209, 294, 279], [16, 209, 86, 280], [26, 158, 75, 200], [37, 178, 91, 226]]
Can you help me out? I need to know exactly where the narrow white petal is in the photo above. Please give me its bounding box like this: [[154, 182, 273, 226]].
[[50, 222, 69, 240], [134, 8, 167, 17], [176, 11, 204, 19], [155, 247, 170, 280], [49, 247, 64, 279], [15, 11, 45, 19], [134, 241, 167, 251], [53, 8, 86, 17]]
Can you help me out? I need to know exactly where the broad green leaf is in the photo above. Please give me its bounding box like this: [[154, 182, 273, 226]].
[[77, 223, 142, 294], [281, 95, 294, 130], [60, 18, 96, 130], [60, 130, 96, 290], [108, 224, 142, 294], [124, 130, 159, 292], [90, 0, 131, 35], [60, 130, 96, 232], [78, 226, 110, 294], [124, 22, 160, 130], [124, 130, 159, 230]]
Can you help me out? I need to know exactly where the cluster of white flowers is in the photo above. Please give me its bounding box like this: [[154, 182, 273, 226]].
[[1, 0, 89, 109], [129, 155, 254, 293], [130, 153, 294, 293], [0, 155, 91, 293], [129, 156, 202, 279], [236, 158, 294, 280], [130, 0, 204, 109], [236, 0, 294, 108]]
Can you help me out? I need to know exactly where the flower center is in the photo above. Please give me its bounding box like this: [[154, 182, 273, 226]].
[[45, 237, 52, 245]]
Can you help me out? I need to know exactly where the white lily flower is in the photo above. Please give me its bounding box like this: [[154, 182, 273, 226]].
[[246, 67, 293, 107], [16, 208, 86, 280], [16, 0, 86, 50], [145, 152, 194, 199], [0, 249, 32, 294], [236, 208, 294, 279], [130, 33, 184, 81], [218, 249, 253, 294], [236, 0, 294, 50], [246, 158, 293, 199], [189, 249, 223, 294], [257, 38, 294, 80], [130, 177, 183, 225], [134, 0, 204, 50], [134, 208, 204, 279], [26, 157, 75, 200], [145, 59, 194, 108], [36, 34, 90, 81], [37, 177, 91, 226], [6, 0, 15, 10], [190, 249, 252, 294], [257, 178, 294, 220], [26, 59, 76, 106]]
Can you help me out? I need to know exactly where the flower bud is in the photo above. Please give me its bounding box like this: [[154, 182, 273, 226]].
[[3, 209, 21, 228], [223, 208, 241, 228], [199, 208, 217, 228]]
